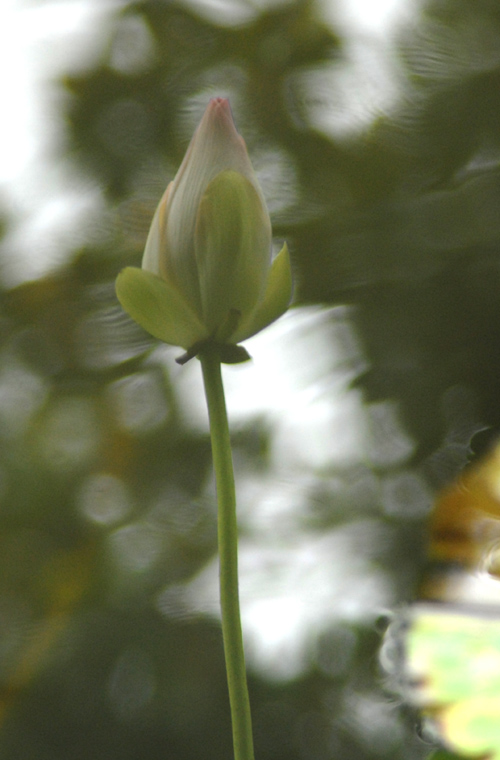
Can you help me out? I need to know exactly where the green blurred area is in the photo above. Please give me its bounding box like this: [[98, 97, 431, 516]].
[[408, 609, 500, 760], [1, 0, 500, 758]]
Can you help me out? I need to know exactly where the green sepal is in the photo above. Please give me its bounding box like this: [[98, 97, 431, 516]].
[[176, 340, 251, 366], [115, 267, 208, 349], [233, 242, 293, 343], [195, 169, 270, 334], [218, 344, 251, 364], [214, 308, 241, 343]]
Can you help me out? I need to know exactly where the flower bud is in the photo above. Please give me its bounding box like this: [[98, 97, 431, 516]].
[[116, 98, 292, 362]]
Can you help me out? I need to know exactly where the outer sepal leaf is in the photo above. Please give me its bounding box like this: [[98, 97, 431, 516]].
[[217, 344, 251, 364], [176, 340, 251, 365], [233, 242, 293, 343], [115, 267, 208, 349], [195, 169, 271, 335]]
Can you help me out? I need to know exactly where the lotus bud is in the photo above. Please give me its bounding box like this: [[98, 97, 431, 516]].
[[116, 97, 292, 363]]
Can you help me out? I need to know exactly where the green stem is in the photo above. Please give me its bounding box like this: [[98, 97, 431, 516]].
[[200, 350, 255, 760]]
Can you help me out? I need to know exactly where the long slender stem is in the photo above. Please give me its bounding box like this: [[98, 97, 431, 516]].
[[200, 350, 255, 760]]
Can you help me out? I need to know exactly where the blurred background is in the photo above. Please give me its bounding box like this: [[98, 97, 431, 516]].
[[0, 0, 499, 758]]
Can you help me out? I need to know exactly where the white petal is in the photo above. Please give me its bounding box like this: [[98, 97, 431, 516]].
[[141, 182, 172, 276], [162, 99, 267, 316]]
